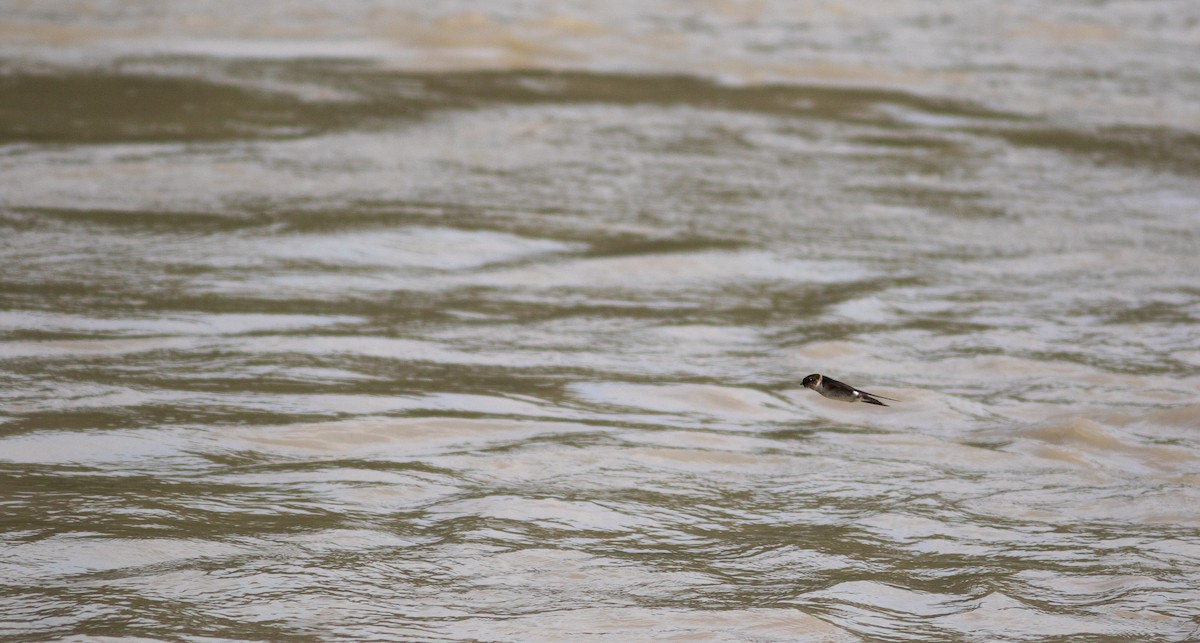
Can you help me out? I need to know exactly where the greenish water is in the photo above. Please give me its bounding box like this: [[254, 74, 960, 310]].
[[3, 4, 1200, 641]]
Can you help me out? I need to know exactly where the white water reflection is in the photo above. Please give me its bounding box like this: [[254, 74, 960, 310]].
[[6, 1, 1200, 127]]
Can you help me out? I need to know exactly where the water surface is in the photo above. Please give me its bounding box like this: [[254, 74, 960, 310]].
[[2, 3, 1200, 641]]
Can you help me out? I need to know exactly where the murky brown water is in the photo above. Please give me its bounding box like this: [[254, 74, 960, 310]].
[[3, 2, 1200, 641]]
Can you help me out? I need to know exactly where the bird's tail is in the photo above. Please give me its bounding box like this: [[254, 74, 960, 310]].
[[861, 395, 888, 406]]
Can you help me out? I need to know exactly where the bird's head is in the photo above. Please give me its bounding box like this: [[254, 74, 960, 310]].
[[801, 373, 822, 389]]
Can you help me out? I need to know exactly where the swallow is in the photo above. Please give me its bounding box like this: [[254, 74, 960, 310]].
[[801, 373, 897, 406]]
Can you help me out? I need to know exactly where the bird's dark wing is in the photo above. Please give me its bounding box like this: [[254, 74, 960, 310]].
[[859, 394, 889, 406], [863, 391, 899, 402]]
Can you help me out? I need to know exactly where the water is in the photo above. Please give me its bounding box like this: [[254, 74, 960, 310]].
[[3, 2, 1200, 641]]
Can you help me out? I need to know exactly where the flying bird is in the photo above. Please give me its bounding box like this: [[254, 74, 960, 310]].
[[801, 373, 897, 406]]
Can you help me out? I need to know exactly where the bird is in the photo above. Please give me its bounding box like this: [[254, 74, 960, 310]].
[[801, 373, 897, 406]]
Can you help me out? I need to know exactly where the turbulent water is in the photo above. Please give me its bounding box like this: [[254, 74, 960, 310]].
[[3, 2, 1200, 641]]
